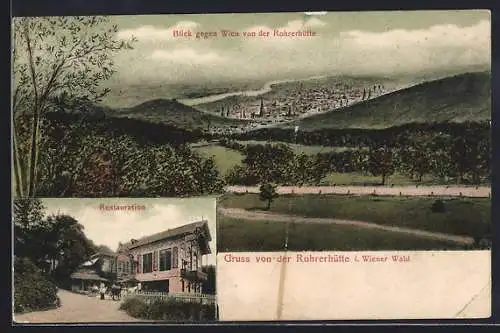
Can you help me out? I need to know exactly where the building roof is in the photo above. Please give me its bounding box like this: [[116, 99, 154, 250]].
[[70, 271, 109, 282], [81, 257, 99, 267], [119, 220, 211, 251]]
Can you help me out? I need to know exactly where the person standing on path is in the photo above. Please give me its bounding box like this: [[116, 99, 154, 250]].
[[99, 284, 106, 300]]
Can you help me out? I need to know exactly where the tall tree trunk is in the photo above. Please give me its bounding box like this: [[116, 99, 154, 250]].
[[381, 173, 386, 185], [472, 171, 480, 185], [458, 171, 464, 184], [12, 124, 24, 197], [24, 24, 41, 198], [27, 109, 40, 197], [267, 199, 271, 210]]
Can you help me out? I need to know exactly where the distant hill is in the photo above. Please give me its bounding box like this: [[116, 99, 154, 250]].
[[109, 98, 249, 130], [281, 71, 491, 131], [44, 111, 204, 146]]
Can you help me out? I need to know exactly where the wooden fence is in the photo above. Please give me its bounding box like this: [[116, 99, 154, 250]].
[[125, 291, 217, 305]]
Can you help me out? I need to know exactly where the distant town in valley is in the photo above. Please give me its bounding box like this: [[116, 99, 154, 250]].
[[197, 78, 391, 135]]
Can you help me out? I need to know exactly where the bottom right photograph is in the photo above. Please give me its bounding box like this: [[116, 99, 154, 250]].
[[216, 189, 491, 320]]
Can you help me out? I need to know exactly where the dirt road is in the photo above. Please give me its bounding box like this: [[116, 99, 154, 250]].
[[13, 289, 143, 324], [225, 185, 491, 198], [218, 207, 475, 246]]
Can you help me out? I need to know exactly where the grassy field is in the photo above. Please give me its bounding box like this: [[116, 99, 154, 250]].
[[236, 140, 352, 155], [219, 194, 491, 237], [192, 144, 243, 176], [217, 216, 467, 252]]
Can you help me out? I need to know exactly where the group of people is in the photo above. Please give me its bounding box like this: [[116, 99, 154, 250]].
[[91, 283, 129, 301]]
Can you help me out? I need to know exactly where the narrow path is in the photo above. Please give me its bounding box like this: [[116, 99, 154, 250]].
[[225, 185, 491, 198], [13, 289, 144, 324], [218, 207, 474, 245]]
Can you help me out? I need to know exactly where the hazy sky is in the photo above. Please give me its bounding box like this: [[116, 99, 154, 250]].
[[104, 10, 491, 85], [42, 197, 217, 266]]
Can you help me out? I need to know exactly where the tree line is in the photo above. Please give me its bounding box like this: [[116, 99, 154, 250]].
[[228, 121, 490, 149], [220, 131, 490, 186]]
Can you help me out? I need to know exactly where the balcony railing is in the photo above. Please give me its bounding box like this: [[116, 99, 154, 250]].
[[180, 268, 208, 281]]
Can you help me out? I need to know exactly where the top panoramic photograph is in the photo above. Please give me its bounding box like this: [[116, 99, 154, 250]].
[[11, 10, 491, 200]]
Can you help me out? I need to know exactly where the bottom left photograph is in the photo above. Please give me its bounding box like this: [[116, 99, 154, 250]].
[[12, 197, 217, 324]]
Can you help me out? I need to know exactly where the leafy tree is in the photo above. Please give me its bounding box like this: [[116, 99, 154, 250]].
[[475, 135, 491, 184], [450, 136, 470, 183], [14, 197, 46, 259], [259, 183, 279, 210], [366, 145, 395, 185], [398, 138, 432, 182], [224, 165, 259, 186], [14, 198, 95, 286], [428, 134, 455, 182], [466, 131, 490, 185], [293, 153, 314, 186], [310, 154, 330, 185], [12, 16, 135, 197], [202, 265, 216, 295], [243, 144, 295, 184], [45, 214, 95, 284]]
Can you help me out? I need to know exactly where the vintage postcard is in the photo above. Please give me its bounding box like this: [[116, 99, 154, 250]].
[[11, 10, 491, 321], [12, 197, 217, 323]]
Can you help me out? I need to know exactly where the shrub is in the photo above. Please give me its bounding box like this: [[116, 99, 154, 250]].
[[119, 296, 149, 318], [431, 199, 446, 213], [13, 257, 60, 313], [120, 296, 216, 322], [224, 165, 259, 186]]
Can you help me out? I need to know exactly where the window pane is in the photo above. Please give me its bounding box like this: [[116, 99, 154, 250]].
[[159, 250, 166, 271], [142, 253, 153, 273], [172, 247, 178, 268], [166, 250, 172, 270], [159, 249, 172, 271]]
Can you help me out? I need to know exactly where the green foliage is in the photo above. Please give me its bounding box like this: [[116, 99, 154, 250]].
[[224, 126, 490, 187], [14, 256, 60, 313], [119, 296, 216, 322], [202, 265, 216, 295], [243, 143, 295, 184], [293, 153, 314, 186], [223, 143, 329, 186], [224, 165, 260, 186], [366, 146, 395, 185], [14, 197, 45, 258], [259, 183, 279, 210], [12, 16, 136, 197], [35, 119, 225, 197], [14, 198, 95, 287]]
